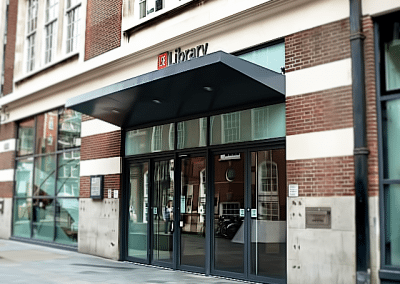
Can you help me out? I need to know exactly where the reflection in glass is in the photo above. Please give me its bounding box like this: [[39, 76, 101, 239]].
[[34, 155, 56, 196], [15, 158, 34, 197], [128, 162, 149, 260], [36, 110, 58, 154], [17, 118, 35, 156], [153, 159, 174, 262], [383, 99, 400, 179], [214, 153, 244, 273], [385, 184, 400, 266], [32, 198, 55, 241], [384, 20, 400, 91], [238, 42, 285, 73], [13, 199, 32, 238], [211, 104, 285, 145], [180, 156, 206, 269], [55, 198, 79, 245], [250, 150, 286, 279], [125, 123, 174, 156], [57, 150, 80, 196], [58, 109, 81, 149]]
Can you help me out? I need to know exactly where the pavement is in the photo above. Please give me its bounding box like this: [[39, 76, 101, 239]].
[[0, 239, 252, 284]]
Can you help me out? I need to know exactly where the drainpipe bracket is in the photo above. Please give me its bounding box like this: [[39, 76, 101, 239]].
[[354, 147, 370, 156], [350, 32, 366, 41]]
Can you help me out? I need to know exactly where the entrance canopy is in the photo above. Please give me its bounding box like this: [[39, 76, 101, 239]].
[[66, 51, 285, 129]]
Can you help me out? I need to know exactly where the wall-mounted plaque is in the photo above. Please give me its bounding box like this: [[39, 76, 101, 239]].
[[305, 207, 331, 229], [90, 175, 104, 200]]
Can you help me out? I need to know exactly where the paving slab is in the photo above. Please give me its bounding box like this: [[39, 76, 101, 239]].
[[0, 239, 258, 284]]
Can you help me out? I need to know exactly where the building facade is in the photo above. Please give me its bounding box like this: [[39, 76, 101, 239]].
[[0, 0, 399, 283]]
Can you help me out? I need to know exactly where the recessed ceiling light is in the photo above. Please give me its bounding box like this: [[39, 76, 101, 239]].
[[153, 99, 162, 104], [203, 86, 213, 92], [111, 109, 120, 114]]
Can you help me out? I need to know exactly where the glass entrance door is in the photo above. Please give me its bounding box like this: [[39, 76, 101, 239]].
[[127, 161, 149, 261], [153, 158, 175, 263], [213, 149, 286, 282], [250, 150, 286, 281], [180, 155, 207, 270], [213, 152, 245, 274]]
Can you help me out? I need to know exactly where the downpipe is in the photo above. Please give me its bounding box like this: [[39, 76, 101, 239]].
[[349, 0, 370, 283]]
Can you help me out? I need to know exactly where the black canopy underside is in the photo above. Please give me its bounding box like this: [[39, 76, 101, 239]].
[[66, 51, 285, 129]]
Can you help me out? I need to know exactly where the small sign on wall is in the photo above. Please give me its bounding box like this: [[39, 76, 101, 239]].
[[288, 184, 299, 197], [90, 175, 104, 200]]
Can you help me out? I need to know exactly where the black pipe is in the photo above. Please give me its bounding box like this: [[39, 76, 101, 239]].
[[349, 0, 370, 283]]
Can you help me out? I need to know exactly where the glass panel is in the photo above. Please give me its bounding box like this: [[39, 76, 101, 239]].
[[34, 155, 56, 196], [239, 42, 285, 73], [383, 99, 400, 179], [180, 156, 206, 269], [214, 152, 244, 273], [17, 117, 35, 156], [125, 123, 174, 156], [15, 158, 34, 197], [250, 150, 286, 279], [57, 150, 80, 196], [385, 184, 400, 266], [13, 198, 32, 238], [384, 20, 400, 91], [55, 198, 78, 245], [32, 198, 55, 241], [211, 104, 285, 145], [128, 162, 149, 260], [153, 159, 174, 262], [175, 118, 207, 149], [58, 109, 81, 150]]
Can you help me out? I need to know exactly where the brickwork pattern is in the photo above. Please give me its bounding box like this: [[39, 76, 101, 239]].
[[2, 0, 18, 95], [286, 86, 353, 136], [0, 181, 13, 198], [80, 174, 121, 199], [285, 19, 351, 73], [0, 152, 15, 171], [0, 122, 17, 141], [287, 156, 355, 197], [81, 114, 95, 122], [81, 130, 121, 161], [363, 16, 379, 197], [85, 0, 123, 60]]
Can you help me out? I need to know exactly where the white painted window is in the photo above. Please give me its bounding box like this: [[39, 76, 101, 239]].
[[261, 201, 279, 221], [138, 0, 163, 19], [252, 107, 268, 140], [65, 0, 81, 54], [26, 0, 38, 72], [151, 125, 162, 152], [222, 112, 240, 143], [44, 0, 58, 64], [259, 161, 278, 195]]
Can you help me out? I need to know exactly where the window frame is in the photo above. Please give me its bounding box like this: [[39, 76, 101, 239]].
[[12, 108, 82, 247], [376, 12, 400, 279], [64, 0, 81, 54]]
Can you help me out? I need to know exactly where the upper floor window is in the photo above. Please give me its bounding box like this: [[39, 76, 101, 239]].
[[222, 112, 240, 143], [26, 0, 38, 72], [65, 0, 81, 54], [44, 0, 58, 64]]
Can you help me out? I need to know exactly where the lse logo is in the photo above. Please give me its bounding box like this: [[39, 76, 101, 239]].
[[157, 52, 168, 70]]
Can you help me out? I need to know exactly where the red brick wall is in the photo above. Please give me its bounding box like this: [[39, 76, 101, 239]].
[[85, 0, 123, 61], [80, 174, 121, 199], [81, 130, 121, 161], [0, 123, 16, 198], [286, 86, 353, 136], [285, 19, 356, 197], [81, 114, 95, 122], [2, 0, 18, 95], [287, 156, 355, 197], [285, 19, 351, 73], [0, 121, 17, 140], [363, 16, 379, 197]]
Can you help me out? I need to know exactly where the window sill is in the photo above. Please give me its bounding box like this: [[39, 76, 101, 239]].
[[123, 0, 197, 36], [15, 52, 80, 86]]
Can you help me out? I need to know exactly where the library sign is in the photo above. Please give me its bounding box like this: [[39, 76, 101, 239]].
[[157, 43, 209, 70]]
